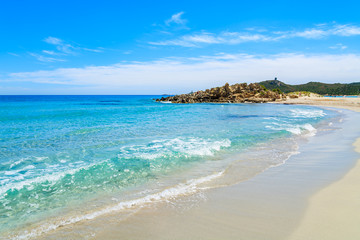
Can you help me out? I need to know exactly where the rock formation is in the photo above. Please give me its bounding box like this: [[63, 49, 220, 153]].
[[156, 83, 286, 103]]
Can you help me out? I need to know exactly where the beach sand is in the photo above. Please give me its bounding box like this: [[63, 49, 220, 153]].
[[289, 138, 360, 240], [282, 97, 360, 240], [278, 96, 360, 112]]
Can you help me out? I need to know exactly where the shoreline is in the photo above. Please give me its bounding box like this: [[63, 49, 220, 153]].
[[282, 97, 360, 240], [92, 106, 360, 240], [289, 137, 360, 240], [36, 99, 360, 240], [4, 102, 330, 240]]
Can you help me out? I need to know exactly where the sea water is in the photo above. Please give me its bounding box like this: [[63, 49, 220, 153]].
[[0, 95, 336, 239]]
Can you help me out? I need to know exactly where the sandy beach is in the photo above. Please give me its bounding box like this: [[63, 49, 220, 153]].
[[279, 96, 360, 112], [290, 137, 360, 240], [280, 97, 360, 240]]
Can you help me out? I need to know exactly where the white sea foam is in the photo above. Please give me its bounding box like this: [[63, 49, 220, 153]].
[[3, 165, 35, 178], [119, 137, 231, 160], [266, 123, 317, 136], [4, 170, 18, 176], [285, 127, 302, 135], [35, 157, 48, 162], [286, 123, 316, 136], [0, 161, 107, 197], [268, 144, 300, 168], [263, 108, 326, 137], [302, 123, 317, 137], [11, 171, 224, 240], [290, 109, 326, 118], [0, 171, 72, 197], [8, 157, 48, 169], [9, 158, 27, 169]]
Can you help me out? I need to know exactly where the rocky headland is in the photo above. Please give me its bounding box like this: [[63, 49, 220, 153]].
[[156, 83, 286, 103]]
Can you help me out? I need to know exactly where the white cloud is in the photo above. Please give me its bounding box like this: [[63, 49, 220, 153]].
[[44, 37, 75, 54], [29, 37, 103, 62], [165, 12, 187, 26], [332, 24, 360, 36], [150, 32, 270, 47], [42, 50, 58, 55], [291, 29, 327, 39], [28, 53, 66, 62], [150, 33, 220, 47], [183, 34, 220, 43], [150, 23, 360, 47], [244, 27, 268, 32], [277, 24, 360, 39], [82, 48, 103, 53], [330, 43, 348, 50], [3, 53, 360, 94], [44, 36, 63, 45], [43, 37, 103, 54], [8, 52, 20, 57]]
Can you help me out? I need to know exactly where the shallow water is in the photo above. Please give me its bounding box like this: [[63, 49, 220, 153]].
[[84, 109, 360, 240], [0, 96, 335, 239]]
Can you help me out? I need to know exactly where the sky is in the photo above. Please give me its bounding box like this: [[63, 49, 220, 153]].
[[1, 0, 360, 94]]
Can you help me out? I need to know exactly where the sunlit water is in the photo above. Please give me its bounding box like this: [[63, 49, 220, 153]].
[[0, 95, 336, 239]]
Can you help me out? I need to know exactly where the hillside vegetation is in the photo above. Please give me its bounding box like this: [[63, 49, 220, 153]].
[[259, 80, 360, 95]]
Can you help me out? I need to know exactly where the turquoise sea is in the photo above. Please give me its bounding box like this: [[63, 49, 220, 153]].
[[0, 95, 336, 239]]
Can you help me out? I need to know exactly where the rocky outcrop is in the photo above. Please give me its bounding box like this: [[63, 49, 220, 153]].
[[156, 83, 286, 103]]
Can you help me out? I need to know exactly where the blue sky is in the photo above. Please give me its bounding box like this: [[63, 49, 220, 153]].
[[1, 0, 360, 94]]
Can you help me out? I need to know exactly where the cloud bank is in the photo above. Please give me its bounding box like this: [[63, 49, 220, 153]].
[[3, 53, 360, 94]]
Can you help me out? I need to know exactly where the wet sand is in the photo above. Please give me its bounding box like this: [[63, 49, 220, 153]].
[[287, 97, 360, 240], [290, 138, 360, 240]]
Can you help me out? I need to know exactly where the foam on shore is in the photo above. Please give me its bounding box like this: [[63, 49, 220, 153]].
[[10, 171, 224, 240]]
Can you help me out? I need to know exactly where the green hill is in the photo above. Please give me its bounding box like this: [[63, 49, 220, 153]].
[[259, 80, 360, 95]]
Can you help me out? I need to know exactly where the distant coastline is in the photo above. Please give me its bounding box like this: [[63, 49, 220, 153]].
[[259, 79, 360, 96]]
